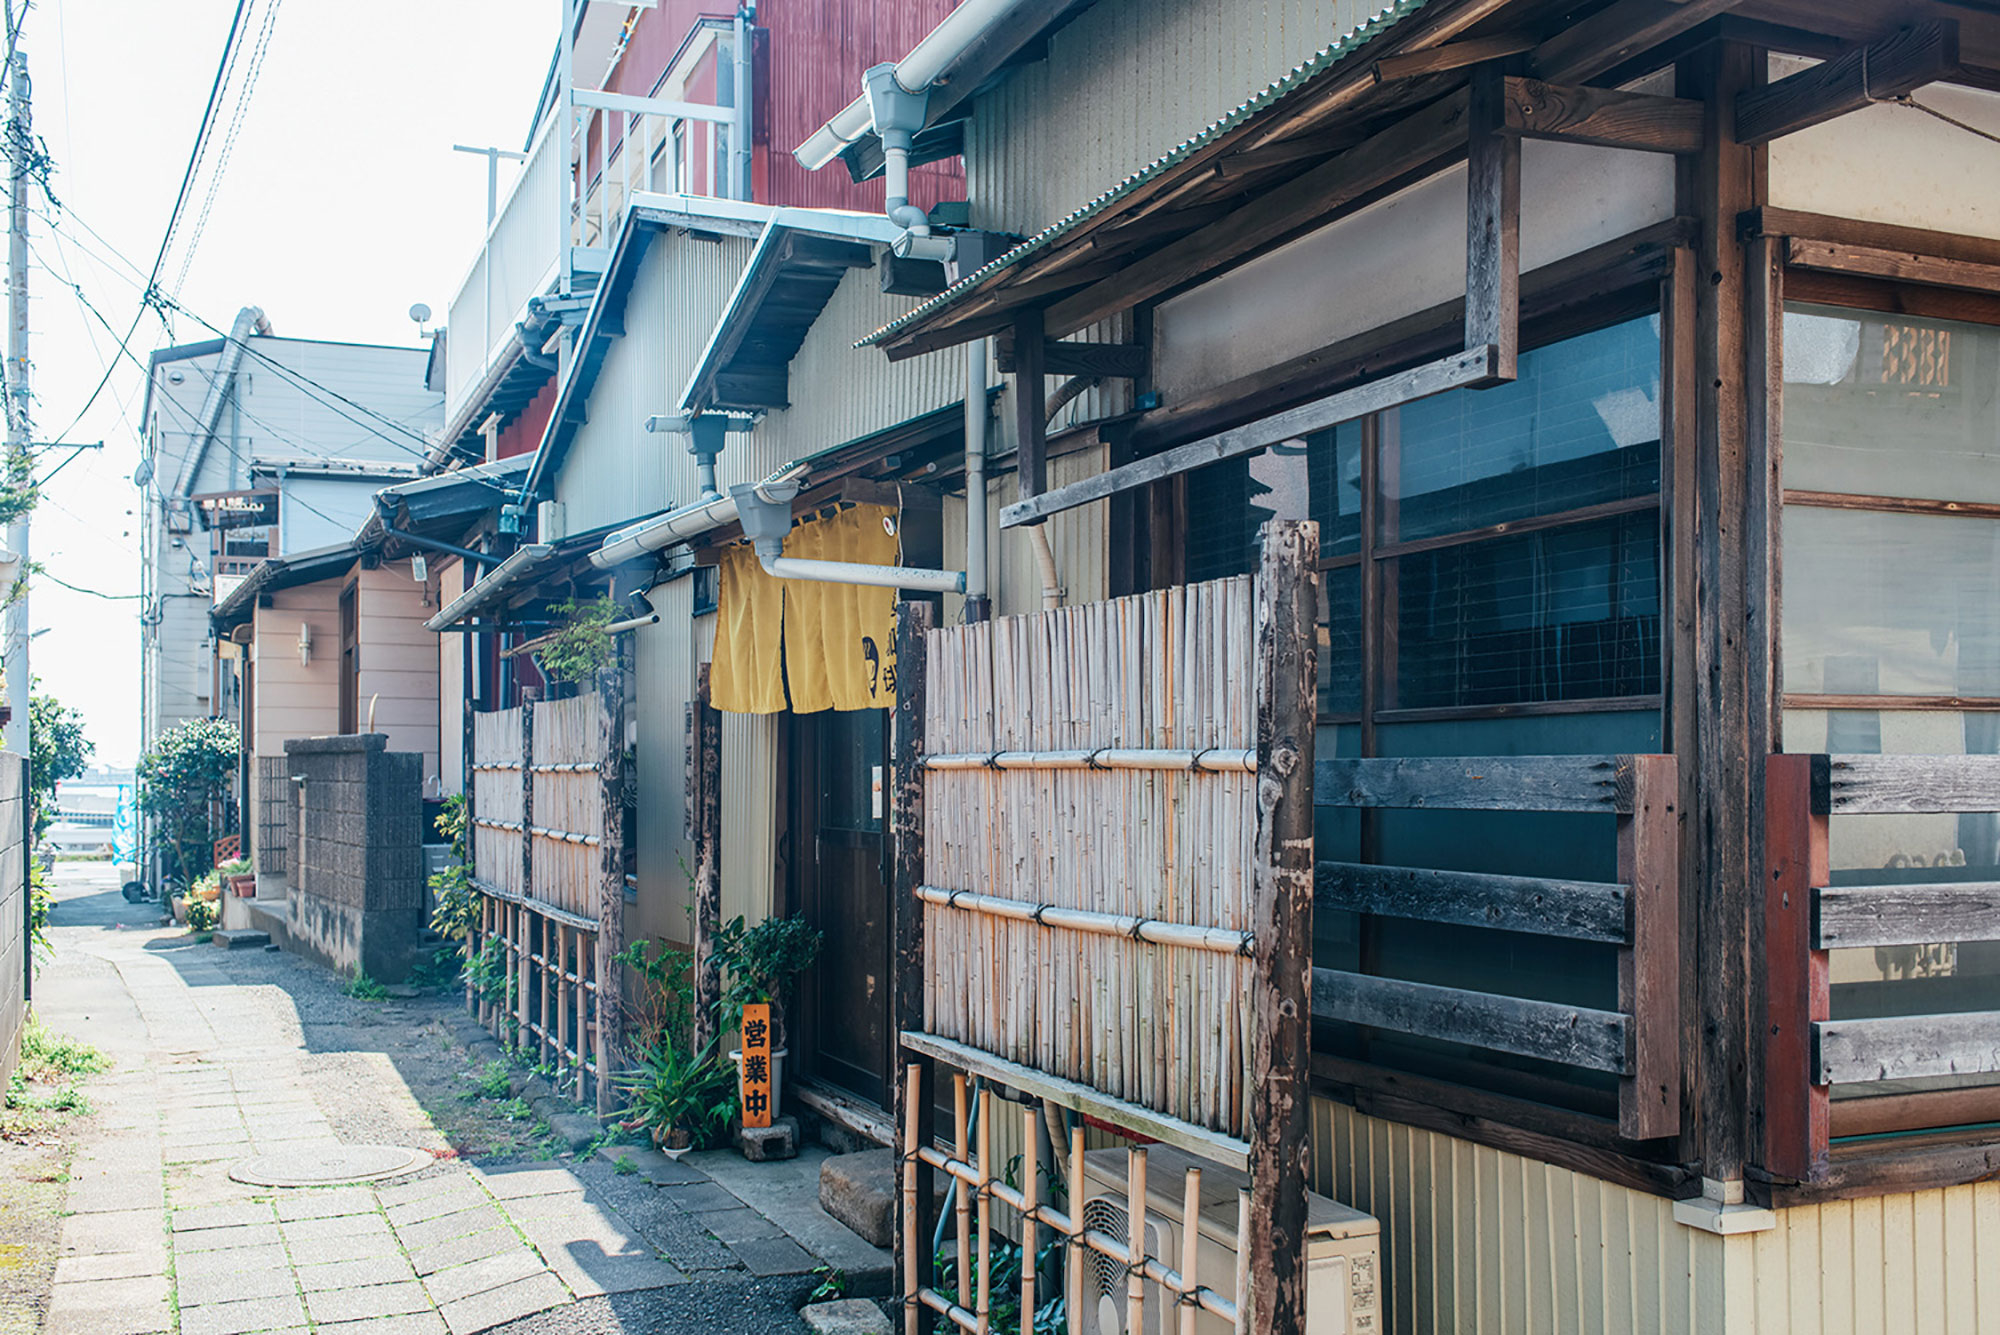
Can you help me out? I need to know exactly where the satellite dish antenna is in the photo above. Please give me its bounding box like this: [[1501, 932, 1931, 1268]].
[[132, 458, 154, 487], [409, 302, 434, 338]]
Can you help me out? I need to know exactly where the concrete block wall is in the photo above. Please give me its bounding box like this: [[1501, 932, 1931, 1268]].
[[0, 756, 24, 1090], [282, 733, 425, 982]]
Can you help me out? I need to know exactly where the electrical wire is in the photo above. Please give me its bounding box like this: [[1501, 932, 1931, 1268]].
[[35, 567, 138, 600], [170, 0, 285, 297]]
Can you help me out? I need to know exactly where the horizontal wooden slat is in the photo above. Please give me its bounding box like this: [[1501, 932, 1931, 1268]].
[[1814, 1012, 2000, 1085], [1817, 754, 2000, 815], [470, 878, 601, 933], [1316, 861, 1630, 943], [1314, 755, 1634, 813], [1813, 882, 2000, 949], [899, 1031, 1251, 1171], [1311, 968, 1631, 1074], [924, 748, 1256, 774]]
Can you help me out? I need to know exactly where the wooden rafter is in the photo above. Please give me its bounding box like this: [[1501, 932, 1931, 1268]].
[[1735, 19, 1961, 143], [1501, 75, 1705, 153]]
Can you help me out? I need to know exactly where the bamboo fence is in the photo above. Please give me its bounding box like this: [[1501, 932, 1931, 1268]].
[[472, 706, 524, 897], [922, 576, 1259, 1140], [530, 692, 606, 917]]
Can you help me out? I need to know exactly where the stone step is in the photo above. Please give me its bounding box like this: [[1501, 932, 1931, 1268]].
[[802, 1298, 893, 1334], [821, 1149, 945, 1250], [211, 929, 270, 951]]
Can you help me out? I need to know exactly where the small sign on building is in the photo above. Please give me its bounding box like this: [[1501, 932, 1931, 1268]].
[[739, 1002, 773, 1129]]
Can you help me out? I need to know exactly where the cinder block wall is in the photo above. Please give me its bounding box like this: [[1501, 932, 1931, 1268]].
[[282, 733, 424, 982], [0, 756, 24, 1090]]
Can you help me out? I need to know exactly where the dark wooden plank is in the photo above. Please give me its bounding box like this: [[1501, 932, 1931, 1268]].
[[1250, 518, 1318, 1335], [1041, 88, 1474, 340], [995, 339, 1148, 379], [1533, 0, 1745, 84], [1815, 882, 2000, 949], [1001, 346, 1498, 529], [1313, 1053, 1625, 1151], [890, 601, 936, 1334], [1756, 1138, 2000, 1208], [1315, 861, 1631, 943], [1783, 489, 2000, 522], [1617, 754, 1681, 1141], [1373, 31, 1536, 84], [1313, 968, 1631, 1073], [1785, 237, 2000, 296], [1820, 754, 2000, 814], [903, 1031, 1251, 1169], [1816, 1012, 2000, 1085], [1314, 754, 1635, 813], [1830, 1085, 2000, 1139], [1736, 20, 1960, 145], [1012, 307, 1047, 512], [1466, 65, 1521, 382], [1502, 76, 1704, 154], [1686, 40, 1760, 1190], [1763, 754, 1832, 1184], [1746, 205, 2000, 270], [594, 666, 626, 1117], [690, 666, 724, 1054]]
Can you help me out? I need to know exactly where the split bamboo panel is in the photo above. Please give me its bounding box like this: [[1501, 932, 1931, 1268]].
[[530, 691, 604, 916], [923, 577, 1260, 1139], [472, 706, 525, 897]]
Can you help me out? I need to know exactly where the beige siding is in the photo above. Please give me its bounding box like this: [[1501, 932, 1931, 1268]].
[[630, 574, 697, 948], [252, 583, 344, 759], [719, 710, 776, 932], [439, 561, 466, 796], [358, 563, 442, 783], [942, 441, 1111, 620], [964, 0, 1379, 237]]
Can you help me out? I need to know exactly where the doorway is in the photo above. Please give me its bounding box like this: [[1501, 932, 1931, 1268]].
[[787, 707, 892, 1107]]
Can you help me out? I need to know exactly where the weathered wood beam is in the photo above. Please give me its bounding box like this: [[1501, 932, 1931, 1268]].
[[1744, 206, 2000, 268], [689, 667, 723, 1054], [1814, 881, 2000, 949], [1313, 968, 1634, 1074], [1317, 753, 1637, 813], [1041, 88, 1474, 339], [890, 602, 936, 1335], [1814, 753, 2000, 814], [593, 664, 626, 1118], [1374, 31, 1536, 84], [1502, 76, 1705, 153], [995, 339, 1148, 379], [1011, 307, 1048, 512], [999, 345, 1498, 528], [1315, 860, 1632, 943], [1815, 1011, 2000, 1085], [1466, 66, 1521, 381], [1785, 236, 2000, 295], [1532, 0, 1745, 85], [1736, 20, 1959, 144], [1617, 754, 1681, 1141]]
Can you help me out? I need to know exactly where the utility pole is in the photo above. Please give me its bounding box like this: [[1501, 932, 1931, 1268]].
[[3, 42, 31, 767]]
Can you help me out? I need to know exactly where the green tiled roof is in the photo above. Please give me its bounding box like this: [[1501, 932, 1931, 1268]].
[[859, 0, 1434, 348]]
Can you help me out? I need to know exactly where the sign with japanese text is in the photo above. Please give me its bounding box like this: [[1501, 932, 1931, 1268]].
[[740, 1002, 773, 1129]]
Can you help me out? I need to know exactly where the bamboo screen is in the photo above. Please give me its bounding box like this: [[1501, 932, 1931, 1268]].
[[923, 577, 1259, 1139], [472, 705, 524, 897], [530, 691, 605, 918]]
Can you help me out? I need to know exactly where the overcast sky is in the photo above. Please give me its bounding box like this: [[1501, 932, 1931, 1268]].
[[20, 0, 551, 766]]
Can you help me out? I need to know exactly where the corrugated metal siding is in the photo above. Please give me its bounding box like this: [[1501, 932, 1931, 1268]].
[[632, 575, 697, 948], [720, 710, 777, 930], [941, 440, 1109, 621], [964, 0, 1377, 237]]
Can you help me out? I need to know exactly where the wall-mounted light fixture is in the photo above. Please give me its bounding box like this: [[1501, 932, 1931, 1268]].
[[298, 621, 313, 667]]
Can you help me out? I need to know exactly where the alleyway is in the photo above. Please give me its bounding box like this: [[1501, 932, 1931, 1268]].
[[22, 864, 888, 1335]]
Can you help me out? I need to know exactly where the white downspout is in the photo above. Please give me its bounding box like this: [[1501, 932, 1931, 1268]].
[[964, 337, 989, 620], [732, 5, 754, 202]]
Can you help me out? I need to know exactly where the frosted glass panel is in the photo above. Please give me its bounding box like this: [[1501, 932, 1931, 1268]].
[[1784, 304, 2000, 504], [1781, 507, 2000, 698]]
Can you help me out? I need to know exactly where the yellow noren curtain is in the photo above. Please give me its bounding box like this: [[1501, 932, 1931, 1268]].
[[710, 541, 787, 714], [709, 503, 901, 715]]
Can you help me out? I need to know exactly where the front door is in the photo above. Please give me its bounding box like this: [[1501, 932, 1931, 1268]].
[[789, 708, 892, 1106]]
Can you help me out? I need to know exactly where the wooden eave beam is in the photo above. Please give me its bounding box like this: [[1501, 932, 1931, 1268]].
[[1532, 0, 1748, 85], [1734, 20, 1961, 144], [1040, 87, 1475, 340], [1374, 30, 1537, 84], [1466, 65, 1520, 381], [995, 339, 1148, 379], [1502, 76, 1705, 153]]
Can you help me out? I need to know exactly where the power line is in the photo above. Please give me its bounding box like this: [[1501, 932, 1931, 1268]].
[[171, 0, 284, 296], [36, 567, 138, 600]]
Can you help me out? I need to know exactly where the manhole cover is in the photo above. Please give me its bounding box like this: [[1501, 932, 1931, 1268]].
[[228, 1145, 431, 1187]]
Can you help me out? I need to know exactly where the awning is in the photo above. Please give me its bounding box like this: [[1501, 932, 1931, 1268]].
[[679, 209, 901, 415], [209, 540, 361, 632], [372, 456, 529, 527], [423, 543, 555, 632]]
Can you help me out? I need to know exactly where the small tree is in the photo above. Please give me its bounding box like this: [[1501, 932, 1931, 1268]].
[[535, 595, 620, 686], [136, 718, 239, 883], [28, 686, 93, 840]]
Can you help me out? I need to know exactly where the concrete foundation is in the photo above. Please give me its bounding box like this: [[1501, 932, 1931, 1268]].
[[281, 733, 425, 982]]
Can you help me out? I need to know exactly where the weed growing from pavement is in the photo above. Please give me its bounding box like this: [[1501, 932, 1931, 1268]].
[[2, 1019, 106, 1138], [344, 971, 389, 1001], [613, 1154, 638, 1175]]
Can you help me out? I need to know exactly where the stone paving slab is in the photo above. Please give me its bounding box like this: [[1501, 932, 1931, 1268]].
[[406, 1225, 522, 1277], [419, 1248, 550, 1307], [59, 1208, 168, 1258], [394, 1203, 509, 1251], [295, 1253, 420, 1292], [543, 1250, 688, 1297], [175, 1242, 291, 1275], [177, 1222, 284, 1252], [43, 1274, 172, 1335], [436, 1272, 569, 1335], [287, 1229, 409, 1267], [304, 1279, 436, 1324], [273, 1186, 378, 1221], [174, 1201, 278, 1232], [319, 1315, 448, 1335], [53, 1251, 168, 1283], [282, 1212, 397, 1243], [176, 1291, 310, 1335], [174, 1262, 300, 1307], [472, 1164, 586, 1200]]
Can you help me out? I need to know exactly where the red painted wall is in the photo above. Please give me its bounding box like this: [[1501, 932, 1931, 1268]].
[[595, 0, 965, 212], [498, 378, 556, 460]]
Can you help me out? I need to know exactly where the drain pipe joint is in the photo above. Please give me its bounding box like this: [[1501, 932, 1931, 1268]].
[[864, 63, 932, 235]]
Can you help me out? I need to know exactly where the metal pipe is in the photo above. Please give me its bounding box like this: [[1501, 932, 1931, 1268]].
[[603, 611, 659, 635], [589, 461, 811, 569], [757, 553, 965, 595], [963, 338, 990, 622], [380, 526, 490, 565], [732, 6, 754, 202]]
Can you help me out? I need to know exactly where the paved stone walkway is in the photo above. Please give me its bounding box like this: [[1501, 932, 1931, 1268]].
[[33, 866, 886, 1335]]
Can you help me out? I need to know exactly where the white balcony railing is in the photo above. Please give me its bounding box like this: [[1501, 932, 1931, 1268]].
[[444, 88, 734, 424]]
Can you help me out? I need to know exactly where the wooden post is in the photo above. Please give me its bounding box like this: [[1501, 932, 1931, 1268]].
[[1012, 307, 1048, 510], [1248, 518, 1318, 1335], [891, 602, 938, 1333], [463, 690, 477, 1017], [596, 666, 626, 1117], [1763, 753, 1830, 1182], [1682, 40, 1762, 1187], [691, 665, 724, 1053], [1466, 62, 1520, 381], [1617, 753, 1680, 1140]]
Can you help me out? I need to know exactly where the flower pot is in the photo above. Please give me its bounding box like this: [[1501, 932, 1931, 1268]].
[[170, 895, 188, 924], [228, 874, 257, 898], [655, 1125, 695, 1159], [728, 1047, 786, 1124]]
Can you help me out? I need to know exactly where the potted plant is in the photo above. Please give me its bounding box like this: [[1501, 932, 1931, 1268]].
[[614, 1032, 736, 1157], [217, 856, 255, 898], [714, 914, 823, 1122]]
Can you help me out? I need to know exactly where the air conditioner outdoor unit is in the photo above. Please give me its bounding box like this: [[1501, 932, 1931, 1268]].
[[1079, 1145, 1381, 1335]]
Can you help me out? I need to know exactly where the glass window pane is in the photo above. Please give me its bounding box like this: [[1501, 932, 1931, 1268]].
[[1307, 422, 1364, 557], [1382, 315, 1662, 544], [1183, 439, 1312, 583], [1390, 511, 1661, 710], [1783, 304, 2000, 504], [1318, 564, 1362, 716], [1781, 507, 2000, 699]]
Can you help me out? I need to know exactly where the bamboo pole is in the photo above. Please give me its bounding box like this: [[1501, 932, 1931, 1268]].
[[1020, 1103, 1038, 1332], [1126, 1147, 1148, 1335], [1179, 1168, 1202, 1335], [1066, 1125, 1084, 1335], [904, 1062, 922, 1335], [975, 1095, 991, 1335], [954, 1076, 971, 1311]]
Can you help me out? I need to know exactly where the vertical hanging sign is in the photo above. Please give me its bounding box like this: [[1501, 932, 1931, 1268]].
[[740, 1002, 773, 1129]]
